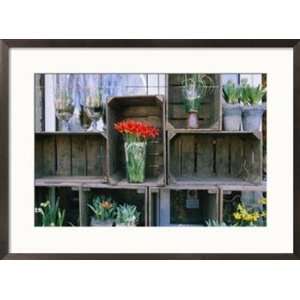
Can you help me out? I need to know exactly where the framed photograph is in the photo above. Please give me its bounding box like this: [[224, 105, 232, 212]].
[[0, 40, 298, 259]]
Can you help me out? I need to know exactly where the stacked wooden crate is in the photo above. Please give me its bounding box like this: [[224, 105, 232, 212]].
[[35, 74, 266, 226]]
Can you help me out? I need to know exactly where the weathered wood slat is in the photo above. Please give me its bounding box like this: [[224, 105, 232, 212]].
[[196, 135, 214, 177], [180, 134, 195, 176], [71, 136, 86, 176], [42, 136, 56, 176], [35, 139, 43, 178], [86, 135, 102, 176], [215, 136, 230, 177], [230, 136, 244, 177], [56, 136, 71, 176]]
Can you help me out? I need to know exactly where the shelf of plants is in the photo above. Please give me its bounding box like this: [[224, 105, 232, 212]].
[[79, 183, 147, 227], [107, 95, 166, 186], [148, 185, 219, 226], [35, 186, 80, 226]]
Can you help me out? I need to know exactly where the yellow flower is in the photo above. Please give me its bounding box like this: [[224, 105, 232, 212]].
[[259, 197, 267, 205], [233, 212, 241, 220]]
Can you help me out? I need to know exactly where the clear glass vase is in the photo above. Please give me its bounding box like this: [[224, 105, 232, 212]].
[[84, 74, 104, 132], [124, 141, 146, 183], [55, 74, 75, 132]]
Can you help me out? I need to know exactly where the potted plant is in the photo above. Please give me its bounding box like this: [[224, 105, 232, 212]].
[[232, 198, 266, 226], [222, 80, 242, 131], [182, 74, 216, 129], [240, 79, 266, 131], [115, 204, 140, 226], [114, 119, 159, 183], [88, 196, 117, 226], [35, 198, 65, 226]]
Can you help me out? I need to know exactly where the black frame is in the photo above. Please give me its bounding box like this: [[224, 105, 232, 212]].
[[0, 39, 299, 260]]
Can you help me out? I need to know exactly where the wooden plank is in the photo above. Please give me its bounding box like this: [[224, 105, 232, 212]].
[[230, 136, 244, 178], [71, 136, 86, 176], [56, 135, 71, 176], [122, 105, 160, 118], [196, 135, 214, 177], [244, 138, 262, 183], [42, 136, 55, 176], [169, 135, 181, 177], [79, 188, 88, 226], [215, 135, 230, 177], [86, 135, 101, 176], [181, 135, 195, 176], [35, 138, 43, 178], [169, 103, 210, 120], [35, 74, 43, 132]]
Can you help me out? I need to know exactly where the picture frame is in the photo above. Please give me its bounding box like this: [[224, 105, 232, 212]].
[[0, 39, 299, 259]]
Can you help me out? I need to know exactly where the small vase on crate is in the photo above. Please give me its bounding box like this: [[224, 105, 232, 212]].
[[114, 120, 159, 183], [88, 196, 117, 227], [182, 74, 217, 129]]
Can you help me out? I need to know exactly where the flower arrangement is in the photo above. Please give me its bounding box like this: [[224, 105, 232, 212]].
[[114, 119, 159, 142], [114, 120, 159, 183], [182, 74, 217, 128], [35, 199, 65, 226], [233, 197, 267, 226], [88, 196, 117, 226]]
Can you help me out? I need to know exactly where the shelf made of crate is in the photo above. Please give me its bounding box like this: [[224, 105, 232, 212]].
[[219, 183, 267, 225], [35, 186, 80, 226], [107, 95, 166, 186], [80, 183, 148, 226], [35, 132, 107, 183], [149, 185, 219, 226], [168, 131, 262, 185], [167, 74, 221, 130]]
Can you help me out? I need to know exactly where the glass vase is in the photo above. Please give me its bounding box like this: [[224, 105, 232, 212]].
[[55, 74, 75, 132], [84, 74, 104, 132], [124, 141, 146, 183]]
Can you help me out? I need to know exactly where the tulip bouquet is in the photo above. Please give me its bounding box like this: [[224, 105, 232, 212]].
[[114, 120, 159, 183]]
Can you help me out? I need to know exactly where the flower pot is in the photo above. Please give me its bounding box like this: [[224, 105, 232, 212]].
[[187, 112, 199, 129], [90, 218, 113, 226], [242, 104, 266, 131], [124, 141, 146, 183], [115, 223, 137, 227], [222, 103, 242, 131]]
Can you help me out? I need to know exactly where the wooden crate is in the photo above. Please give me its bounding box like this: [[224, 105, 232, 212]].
[[107, 95, 166, 186], [148, 185, 219, 226], [168, 131, 262, 185], [81, 183, 148, 226], [35, 186, 80, 226], [219, 183, 266, 224], [167, 74, 221, 130], [35, 132, 107, 185]]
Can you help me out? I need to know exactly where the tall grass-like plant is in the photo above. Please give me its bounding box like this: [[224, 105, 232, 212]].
[[35, 198, 65, 226], [115, 204, 140, 226], [222, 80, 240, 104], [240, 79, 266, 105], [182, 74, 216, 112]]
